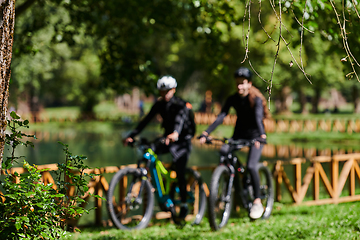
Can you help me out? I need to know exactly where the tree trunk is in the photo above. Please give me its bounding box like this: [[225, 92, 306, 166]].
[[352, 86, 360, 113], [311, 88, 321, 114], [0, 0, 16, 175], [275, 86, 292, 114], [298, 88, 308, 114]]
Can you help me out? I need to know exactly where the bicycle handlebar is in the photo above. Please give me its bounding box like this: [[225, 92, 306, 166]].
[[127, 137, 167, 150], [197, 135, 267, 146]]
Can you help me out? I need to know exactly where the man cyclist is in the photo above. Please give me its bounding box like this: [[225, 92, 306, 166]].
[[199, 67, 270, 219], [124, 76, 194, 220]]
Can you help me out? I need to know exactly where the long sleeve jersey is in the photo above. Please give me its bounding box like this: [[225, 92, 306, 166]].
[[205, 93, 265, 140], [128, 96, 193, 140]]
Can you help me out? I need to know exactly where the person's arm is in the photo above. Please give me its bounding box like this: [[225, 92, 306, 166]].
[[173, 106, 187, 135], [127, 102, 159, 139], [254, 97, 265, 136], [166, 106, 187, 144], [199, 97, 232, 145], [205, 97, 232, 135], [253, 97, 266, 149]]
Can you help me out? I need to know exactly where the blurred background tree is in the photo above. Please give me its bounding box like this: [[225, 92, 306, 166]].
[[6, 0, 360, 120], [1, 0, 359, 170]]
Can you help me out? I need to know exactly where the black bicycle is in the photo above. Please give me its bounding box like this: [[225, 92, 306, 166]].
[[205, 138, 274, 231], [106, 138, 207, 230]]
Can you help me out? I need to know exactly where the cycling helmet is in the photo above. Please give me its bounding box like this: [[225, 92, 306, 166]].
[[234, 67, 252, 80], [157, 76, 177, 90]]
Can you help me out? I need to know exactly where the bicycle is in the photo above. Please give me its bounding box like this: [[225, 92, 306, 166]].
[[204, 137, 274, 231], [106, 137, 207, 230]]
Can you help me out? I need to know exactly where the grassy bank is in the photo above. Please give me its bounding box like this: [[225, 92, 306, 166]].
[[62, 201, 360, 240]]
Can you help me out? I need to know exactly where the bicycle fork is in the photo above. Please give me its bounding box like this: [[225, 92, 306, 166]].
[[127, 168, 148, 209], [224, 164, 236, 203]]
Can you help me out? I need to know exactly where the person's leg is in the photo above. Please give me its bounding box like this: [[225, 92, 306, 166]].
[[247, 144, 263, 200], [247, 144, 264, 219], [170, 140, 191, 219], [173, 154, 188, 203]]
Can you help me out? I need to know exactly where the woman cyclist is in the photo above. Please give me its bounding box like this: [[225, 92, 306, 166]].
[[199, 67, 270, 219], [124, 76, 194, 220]]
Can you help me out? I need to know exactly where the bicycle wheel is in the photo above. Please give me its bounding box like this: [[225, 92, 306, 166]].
[[208, 165, 233, 231], [257, 163, 274, 219], [107, 167, 154, 230], [170, 168, 207, 225]]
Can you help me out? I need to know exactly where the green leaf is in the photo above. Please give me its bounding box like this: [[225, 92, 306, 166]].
[[10, 111, 20, 119], [15, 221, 21, 230]]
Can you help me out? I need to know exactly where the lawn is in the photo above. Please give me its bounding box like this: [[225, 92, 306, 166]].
[[62, 201, 360, 240]]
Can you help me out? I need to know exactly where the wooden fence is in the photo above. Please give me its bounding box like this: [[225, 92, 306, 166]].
[[194, 113, 360, 134], [273, 153, 360, 205], [192, 139, 360, 159], [2, 153, 360, 226]]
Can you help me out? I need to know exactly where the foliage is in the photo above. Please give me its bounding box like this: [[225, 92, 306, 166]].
[[9, 0, 360, 117], [3, 111, 35, 169], [0, 161, 65, 239], [54, 142, 100, 230], [11, 0, 104, 117], [0, 112, 102, 239]]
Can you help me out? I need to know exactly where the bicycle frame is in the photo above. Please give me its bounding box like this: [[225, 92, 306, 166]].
[[217, 140, 254, 210], [141, 148, 177, 209]]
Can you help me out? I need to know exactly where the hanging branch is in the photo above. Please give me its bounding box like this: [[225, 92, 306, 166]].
[[290, 3, 314, 34], [352, 0, 360, 18], [298, 0, 307, 75], [296, 0, 312, 84], [241, 0, 252, 63], [265, 0, 283, 108], [249, 60, 270, 84], [258, 0, 276, 43], [329, 0, 360, 82]]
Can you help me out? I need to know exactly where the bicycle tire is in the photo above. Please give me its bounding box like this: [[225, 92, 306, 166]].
[[170, 168, 207, 225], [107, 167, 154, 230], [208, 165, 233, 231], [257, 163, 274, 219]]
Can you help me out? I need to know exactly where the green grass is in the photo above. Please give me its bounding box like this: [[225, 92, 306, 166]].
[[62, 201, 360, 240]]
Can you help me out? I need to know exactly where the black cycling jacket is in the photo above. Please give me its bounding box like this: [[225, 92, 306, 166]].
[[128, 96, 192, 140], [205, 93, 265, 140]]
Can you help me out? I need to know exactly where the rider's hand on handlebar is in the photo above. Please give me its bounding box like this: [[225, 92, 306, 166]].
[[254, 134, 267, 149], [198, 131, 210, 144], [165, 131, 179, 145], [123, 137, 134, 146]]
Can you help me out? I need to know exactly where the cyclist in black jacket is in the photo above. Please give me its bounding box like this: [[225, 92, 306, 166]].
[[124, 76, 194, 220], [199, 67, 271, 219]]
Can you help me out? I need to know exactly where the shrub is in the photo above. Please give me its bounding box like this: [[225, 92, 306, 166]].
[[0, 112, 101, 239]]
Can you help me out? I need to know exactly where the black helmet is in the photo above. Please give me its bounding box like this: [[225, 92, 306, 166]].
[[234, 67, 252, 80]]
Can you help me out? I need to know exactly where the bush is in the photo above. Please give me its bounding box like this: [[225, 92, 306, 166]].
[[0, 112, 101, 239]]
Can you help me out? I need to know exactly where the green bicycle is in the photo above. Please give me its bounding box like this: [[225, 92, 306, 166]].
[[106, 138, 207, 230]]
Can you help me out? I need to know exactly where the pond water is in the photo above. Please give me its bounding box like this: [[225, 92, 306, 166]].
[[3, 124, 215, 168]]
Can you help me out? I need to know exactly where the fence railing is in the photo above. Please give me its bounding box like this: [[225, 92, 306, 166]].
[[2, 153, 360, 226], [191, 139, 360, 159], [273, 153, 360, 205], [194, 113, 360, 134]]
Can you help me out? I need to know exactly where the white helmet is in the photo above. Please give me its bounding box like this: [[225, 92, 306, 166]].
[[157, 76, 177, 90]]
